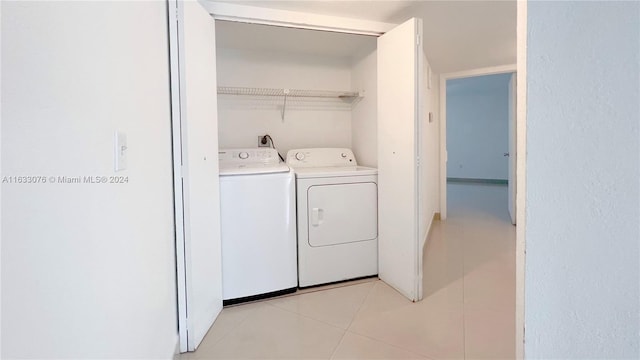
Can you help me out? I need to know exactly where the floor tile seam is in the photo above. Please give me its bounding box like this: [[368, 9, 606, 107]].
[[262, 301, 351, 332], [205, 305, 263, 350], [343, 281, 379, 330], [345, 280, 380, 331], [327, 326, 349, 360], [344, 328, 439, 360], [204, 304, 344, 360], [267, 294, 370, 319]]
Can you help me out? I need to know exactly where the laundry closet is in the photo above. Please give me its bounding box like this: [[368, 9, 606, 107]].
[[215, 21, 381, 301], [170, 2, 427, 351], [215, 21, 378, 166]]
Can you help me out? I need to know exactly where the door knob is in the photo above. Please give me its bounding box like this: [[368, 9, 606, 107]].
[[503, 153, 510, 157]]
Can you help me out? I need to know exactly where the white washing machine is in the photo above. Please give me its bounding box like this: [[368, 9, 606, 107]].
[[219, 148, 297, 304], [286, 148, 378, 287]]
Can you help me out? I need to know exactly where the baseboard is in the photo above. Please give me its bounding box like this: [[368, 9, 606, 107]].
[[426, 212, 439, 242], [419, 212, 441, 301], [422, 212, 440, 249], [447, 177, 507, 185]]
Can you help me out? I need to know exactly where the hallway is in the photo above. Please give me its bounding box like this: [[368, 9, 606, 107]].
[[180, 183, 516, 359]]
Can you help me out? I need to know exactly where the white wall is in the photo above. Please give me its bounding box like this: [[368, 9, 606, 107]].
[[418, 54, 441, 269], [525, 1, 639, 358], [351, 45, 378, 167], [446, 74, 510, 180], [216, 47, 354, 156], [1, 2, 177, 358], [421, 60, 441, 237]]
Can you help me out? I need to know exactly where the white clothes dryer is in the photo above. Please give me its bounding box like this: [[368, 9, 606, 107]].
[[286, 148, 378, 287], [219, 148, 297, 304]]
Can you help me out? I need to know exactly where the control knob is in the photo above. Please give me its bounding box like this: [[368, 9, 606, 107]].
[[341, 152, 347, 158], [238, 152, 249, 159], [295, 152, 305, 161]]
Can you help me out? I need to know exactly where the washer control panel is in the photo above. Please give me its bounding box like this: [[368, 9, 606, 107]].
[[219, 148, 280, 165], [286, 148, 357, 168]]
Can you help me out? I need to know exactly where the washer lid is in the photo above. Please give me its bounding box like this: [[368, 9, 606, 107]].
[[294, 165, 377, 179], [219, 163, 290, 176]]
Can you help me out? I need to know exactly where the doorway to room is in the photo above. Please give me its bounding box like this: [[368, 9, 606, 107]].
[[445, 72, 514, 223], [439, 67, 517, 223]]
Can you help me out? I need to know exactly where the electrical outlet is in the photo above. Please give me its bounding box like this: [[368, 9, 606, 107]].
[[258, 136, 272, 148]]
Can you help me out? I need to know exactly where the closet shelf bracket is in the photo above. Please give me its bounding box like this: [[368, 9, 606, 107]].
[[281, 89, 289, 121]]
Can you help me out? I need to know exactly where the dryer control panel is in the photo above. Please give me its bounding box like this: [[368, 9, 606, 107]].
[[286, 148, 357, 168]]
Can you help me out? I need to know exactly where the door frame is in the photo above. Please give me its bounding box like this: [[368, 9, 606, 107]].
[[172, 2, 427, 352], [439, 64, 525, 358], [200, 5, 425, 302], [167, 0, 188, 351], [170, 0, 527, 355], [203, 3, 427, 292], [515, 2, 527, 358], [200, 1, 395, 35], [438, 64, 517, 220]]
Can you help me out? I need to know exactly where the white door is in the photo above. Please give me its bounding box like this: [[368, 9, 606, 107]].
[[508, 73, 516, 225], [377, 18, 424, 301], [169, 0, 223, 352]]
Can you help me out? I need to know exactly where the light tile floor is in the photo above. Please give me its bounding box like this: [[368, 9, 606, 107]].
[[181, 183, 516, 359]]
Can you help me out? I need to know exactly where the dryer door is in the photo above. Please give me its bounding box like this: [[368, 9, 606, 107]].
[[307, 182, 378, 247]]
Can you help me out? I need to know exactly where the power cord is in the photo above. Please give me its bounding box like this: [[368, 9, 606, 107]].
[[261, 134, 285, 162]]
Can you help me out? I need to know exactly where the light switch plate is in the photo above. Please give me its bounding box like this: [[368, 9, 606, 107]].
[[114, 131, 127, 171]]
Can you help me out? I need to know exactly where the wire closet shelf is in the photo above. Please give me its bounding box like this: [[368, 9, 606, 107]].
[[217, 86, 364, 120], [217, 86, 361, 99]]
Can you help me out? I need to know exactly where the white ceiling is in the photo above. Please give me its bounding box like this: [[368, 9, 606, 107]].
[[216, 20, 376, 58], [216, 0, 516, 73]]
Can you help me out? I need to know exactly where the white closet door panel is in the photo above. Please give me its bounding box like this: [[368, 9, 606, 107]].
[[377, 18, 422, 301], [172, 0, 222, 352]]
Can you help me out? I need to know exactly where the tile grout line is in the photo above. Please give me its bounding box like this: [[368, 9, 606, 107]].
[[262, 301, 349, 331], [344, 280, 379, 331], [345, 281, 436, 360], [346, 280, 437, 359], [192, 303, 264, 355], [330, 280, 379, 359], [340, 279, 432, 360], [259, 300, 356, 360], [264, 282, 378, 332], [327, 327, 348, 360], [343, 329, 436, 360]]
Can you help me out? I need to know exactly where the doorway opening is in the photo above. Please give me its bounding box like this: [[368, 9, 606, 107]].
[[445, 72, 514, 224], [434, 66, 519, 358], [439, 65, 517, 222]]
